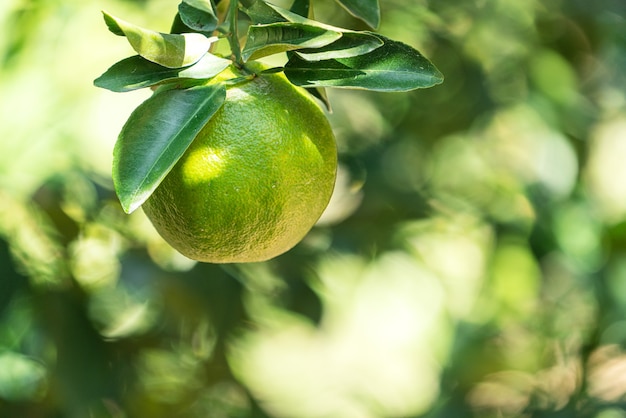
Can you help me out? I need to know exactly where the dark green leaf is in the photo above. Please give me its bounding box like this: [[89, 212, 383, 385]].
[[259, 3, 383, 59], [284, 36, 443, 91], [290, 0, 311, 18], [239, 0, 256, 8], [259, 67, 285, 74], [94, 53, 231, 92], [113, 84, 226, 213], [170, 13, 189, 34], [178, 0, 218, 33], [243, 0, 379, 52], [296, 31, 383, 61], [102, 11, 214, 68], [335, 0, 380, 28], [242, 22, 341, 61], [242, 1, 335, 28]]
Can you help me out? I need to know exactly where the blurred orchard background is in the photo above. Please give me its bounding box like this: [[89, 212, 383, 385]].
[[1, 0, 626, 417]]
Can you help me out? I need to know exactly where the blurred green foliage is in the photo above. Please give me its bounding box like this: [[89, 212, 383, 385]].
[[1, 0, 626, 417]]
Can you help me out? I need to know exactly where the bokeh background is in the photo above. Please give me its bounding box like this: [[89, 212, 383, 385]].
[[1, 0, 626, 417]]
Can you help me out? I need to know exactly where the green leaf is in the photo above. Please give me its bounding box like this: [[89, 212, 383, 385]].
[[296, 31, 383, 61], [113, 84, 226, 213], [170, 13, 189, 34], [284, 36, 444, 91], [242, 1, 332, 27], [307, 87, 332, 112], [242, 22, 342, 61], [94, 53, 231, 92], [335, 0, 380, 28], [290, 0, 311, 18], [266, 3, 331, 27], [102, 11, 214, 68], [104, 14, 126, 36], [178, 0, 218, 33], [239, 0, 257, 8], [242, 0, 290, 24]]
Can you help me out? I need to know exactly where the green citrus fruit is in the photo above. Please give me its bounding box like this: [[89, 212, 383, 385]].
[[142, 65, 337, 263]]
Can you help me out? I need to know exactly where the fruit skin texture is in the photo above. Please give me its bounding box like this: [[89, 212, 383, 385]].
[[142, 67, 337, 263]]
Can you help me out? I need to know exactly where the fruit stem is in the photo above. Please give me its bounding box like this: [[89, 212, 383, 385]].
[[228, 0, 243, 66]]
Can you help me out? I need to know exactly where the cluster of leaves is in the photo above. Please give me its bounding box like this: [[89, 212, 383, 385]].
[[94, 0, 443, 214]]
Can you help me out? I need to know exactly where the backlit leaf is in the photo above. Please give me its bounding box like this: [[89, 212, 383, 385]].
[[242, 22, 341, 61], [102, 11, 214, 68], [113, 84, 226, 213], [295, 31, 383, 61], [241, 0, 286, 24], [243, 1, 330, 28], [243, 1, 383, 60], [267, 3, 332, 28], [94, 53, 231, 92], [284, 36, 443, 91]]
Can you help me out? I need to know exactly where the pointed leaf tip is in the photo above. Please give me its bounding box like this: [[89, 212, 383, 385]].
[[334, 0, 380, 29], [113, 84, 226, 213], [284, 36, 444, 91], [102, 11, 125, 36], [101, 11, 214, 68], [94, 53, 231, 93]]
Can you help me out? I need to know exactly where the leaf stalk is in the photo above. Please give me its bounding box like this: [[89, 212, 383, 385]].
[[228, 0, 243, 66]]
